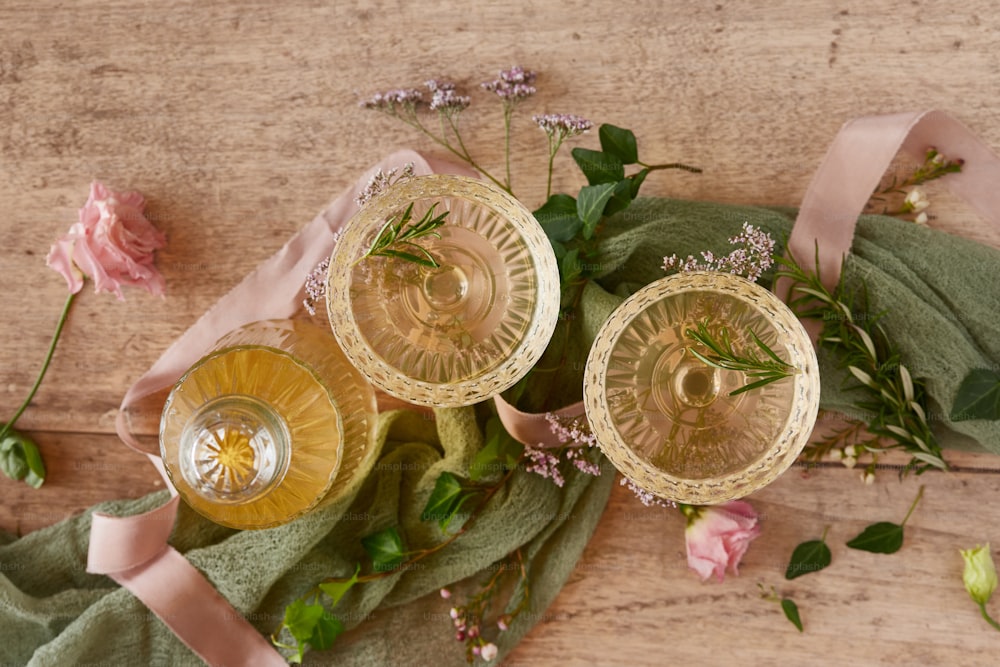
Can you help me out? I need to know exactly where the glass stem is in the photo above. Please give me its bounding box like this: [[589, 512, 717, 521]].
[[0, 290, 76, 440]]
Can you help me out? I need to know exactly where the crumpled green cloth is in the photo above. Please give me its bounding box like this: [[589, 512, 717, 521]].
[[3, 197, 999, 667]]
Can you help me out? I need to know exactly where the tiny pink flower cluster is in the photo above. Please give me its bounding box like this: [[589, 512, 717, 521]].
[[481, 66, 537, 103], [662, 221, 775, 283], [426, 79, 471, 113], [522, 414, 604, 486], [619, 477, 672, 508], [532, 113, 592, 138], [359, 88, 423, 110], [443, 590, 500, 663]]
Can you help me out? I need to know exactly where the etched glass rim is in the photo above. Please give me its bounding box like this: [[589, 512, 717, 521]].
[[326, 174, 560, 407], [583, 271, 821, 505]]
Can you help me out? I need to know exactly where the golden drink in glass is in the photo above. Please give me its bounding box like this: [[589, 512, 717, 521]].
[[159, 319, 376, 529], [326, 174, 560, 407], [584, 271, 820, 505]]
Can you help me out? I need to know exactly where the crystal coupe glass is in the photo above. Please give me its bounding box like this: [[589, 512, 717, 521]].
[[160, 319, 377, 529], [584, 271, 820, 505], [326, 175, 560, 407]]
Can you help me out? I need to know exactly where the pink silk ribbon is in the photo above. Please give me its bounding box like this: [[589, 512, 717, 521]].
[[87, 110, 1000, 665], [86, 150, 475, 666]]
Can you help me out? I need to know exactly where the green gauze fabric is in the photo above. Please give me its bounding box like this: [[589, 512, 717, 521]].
[[2, 196, 1000, 667]]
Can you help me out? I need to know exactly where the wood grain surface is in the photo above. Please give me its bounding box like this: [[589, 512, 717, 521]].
[[2, 1, 1000, 665]]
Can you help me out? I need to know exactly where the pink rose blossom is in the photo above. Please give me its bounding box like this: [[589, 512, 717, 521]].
[[46, 182, 167, 300], [683, 501, 761, 582]]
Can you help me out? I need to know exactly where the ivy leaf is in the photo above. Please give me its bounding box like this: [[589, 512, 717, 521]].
[[629, 168, 650, 198], [470, 417, 524, 481], [576, 183, 617, 240], [951, 368, 1000, 421], [361, 526, 406, 572], [785, 538, 832, 580], [781, 598, 803, 632], [283, 599, 325, 662], [601, 179, 636, 218], [318, 564, 360, 607], [533, 194, 582, 243], [571, 147, 625, 185], [308, 610, 345, 651], [845, 521, 904, 554], [421, 472, 465, 528], [598, 124, 639, 164]]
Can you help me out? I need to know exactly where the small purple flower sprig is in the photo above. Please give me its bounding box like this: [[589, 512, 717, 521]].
[[522, 413, 602, 487], [663, 221, 776, 283], [441, 548, 530, 665], [362, 67, 546, 195]]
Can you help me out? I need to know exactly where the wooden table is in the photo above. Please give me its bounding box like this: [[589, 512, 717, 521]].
[[3, 2, 1000, 665]]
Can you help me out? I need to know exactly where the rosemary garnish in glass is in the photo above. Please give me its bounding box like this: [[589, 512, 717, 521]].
[[361, 202, 449, 268], [685, 319, 797, 396]]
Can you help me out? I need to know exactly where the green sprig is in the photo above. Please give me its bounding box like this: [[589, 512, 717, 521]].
[[361, 202, 448, 268], [684, 319, 797, 396], [774, 247, 947, 474]]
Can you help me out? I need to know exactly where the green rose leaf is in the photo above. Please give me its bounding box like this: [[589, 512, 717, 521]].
[[629, 168, 650, 198], [533, 194, 582, 243], [846, 521, 904, 554], [318, 564, 360, 608], [560, 247, 582, 284], [951, 368, 1000, 421], [785, 538, 832, 580], [781, 598, 804, 632], [572, 147, 625, 185], [577, 183, 617, 239], [308, 609, 345, 651], [361, 526, 407, 572], [601, 179, 636, 218], [0, 427, 45, 487], [599, 124, 639, 164]]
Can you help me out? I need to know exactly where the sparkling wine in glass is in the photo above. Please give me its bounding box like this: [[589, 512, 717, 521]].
[[326, 174, 560, 407], [584, 271, 820, 505]]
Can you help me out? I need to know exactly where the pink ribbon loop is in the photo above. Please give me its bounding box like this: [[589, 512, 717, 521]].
[[786, 109, 1000, 293]]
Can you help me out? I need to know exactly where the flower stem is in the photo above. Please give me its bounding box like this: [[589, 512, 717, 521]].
[[503, 104, 514, 192], [980, 603, 1000, 632], [900, 484, 924, 527], [639, 161, 703, 174], [0, 290, 76, 441]]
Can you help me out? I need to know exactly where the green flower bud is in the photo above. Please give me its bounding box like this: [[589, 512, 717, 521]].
[[960, 543, 998, 606]]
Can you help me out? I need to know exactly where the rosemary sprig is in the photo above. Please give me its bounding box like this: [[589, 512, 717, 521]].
[[685, 320, 797, 396], [774, 247, 948, 474], [362, 202, 448, 268]]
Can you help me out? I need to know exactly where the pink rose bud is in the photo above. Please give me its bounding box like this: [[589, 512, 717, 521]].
[[440, 588, 451, 599], [480, 642, 498, 661], [682, 501, 761, 582], [46, 181, 167, 300]]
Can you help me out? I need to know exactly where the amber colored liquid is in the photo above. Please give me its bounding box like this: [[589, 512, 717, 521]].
[[160, 320, 375, 529]]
